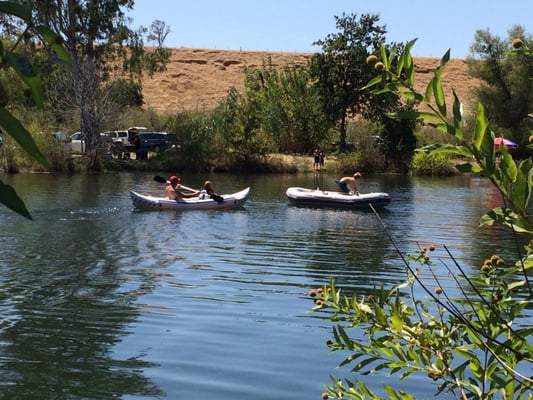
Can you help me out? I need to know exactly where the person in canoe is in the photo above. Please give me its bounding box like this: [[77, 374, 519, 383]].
[[201, 180, 224, 204], [165, 176, 200, 200], [338, 172, 361, 195]]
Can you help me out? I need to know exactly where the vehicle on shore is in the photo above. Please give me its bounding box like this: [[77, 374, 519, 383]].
[[138, 132, 178, 152]]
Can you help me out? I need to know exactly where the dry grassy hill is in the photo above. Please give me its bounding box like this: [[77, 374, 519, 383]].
[[141, 48, 480, 115]]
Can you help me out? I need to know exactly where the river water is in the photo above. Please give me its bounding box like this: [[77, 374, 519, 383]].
[[0, 171, 527, 399]]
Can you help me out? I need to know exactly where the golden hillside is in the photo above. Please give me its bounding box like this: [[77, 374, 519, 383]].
[[141, 48, 480, 115]]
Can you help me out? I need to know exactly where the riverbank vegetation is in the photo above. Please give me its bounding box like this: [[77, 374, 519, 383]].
[[2, 9, 533, 180], [312, 39, 533, 400], [0, 3, 532, 398]]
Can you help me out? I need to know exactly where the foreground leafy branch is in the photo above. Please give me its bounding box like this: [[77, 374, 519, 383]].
[[0, 1, 70, 219], [312, 40, 533, 399]]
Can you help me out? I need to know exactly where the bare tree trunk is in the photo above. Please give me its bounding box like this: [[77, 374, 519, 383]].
[[72, 56, 101, 171], [339, 114, 347, 152]]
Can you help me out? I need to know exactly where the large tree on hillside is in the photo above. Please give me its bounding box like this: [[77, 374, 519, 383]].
[[1, 0, 170, 170], [309, 13, 400, 152], [467, 25, 533, 150]]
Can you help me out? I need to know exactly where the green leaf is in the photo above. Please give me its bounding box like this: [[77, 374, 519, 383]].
[[472, 104, 486, 149], [451, 89, 463, 139], [428, 144, 473, 158], [455, 163, 482, 174], [0, 106, 48, 168], [0, 181, 32, 219], [6, 52, 43, 107], [392, 110, 442, 123], [390, 312, 403, 332], [509, 159, 533, 213], [431, 75, 447, 116], [34, 25, 71, 64], [499, 147, 517, 184], [0, 1, 32, 22]]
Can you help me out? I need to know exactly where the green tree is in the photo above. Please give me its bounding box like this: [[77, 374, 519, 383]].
[[312, 39, 533, 399], [467, 25, 533, 151], [211, 86, 271, 169], [309, 13, 400, 152], [2, 0, 170, 170], [380, 111, 417, 173], [244, 60, 330, 154]]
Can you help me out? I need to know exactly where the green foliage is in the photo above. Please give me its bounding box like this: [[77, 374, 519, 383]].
[[312, 246, 532, 399], [380, 111, 417, 173], [0, 1, 71, 218], [309, 13, 402, 152], [2, 0, 170, 171], [243, 60, 330, 154], [211, 86, 271, 168], [312, 40, 533, 399], [165, 112, 214, 170], [102, 79, 143, 108], [409, 151, 457, 176], [467, 25, 533, 151], [338, 149, 386, 173]]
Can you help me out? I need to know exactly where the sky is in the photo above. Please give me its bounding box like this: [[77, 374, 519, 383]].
[[127, 0, 530, 59]]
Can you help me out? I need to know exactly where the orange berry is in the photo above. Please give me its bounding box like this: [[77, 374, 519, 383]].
[[529, 135, 533, 143], [481, 264, 490, 272], [374, 61, 384, 71], [322, 392, 329, 399], [435, 286, 443, 294], [308, 289, 317, 297], [314, 299, 324, 305], [317, 287, 324, 294], [326, 339, 334, 346], [496, 258, 505, 266], [512, 38, 523, 49], [366, 54, 378, 65], [429, 244, 435, 251]]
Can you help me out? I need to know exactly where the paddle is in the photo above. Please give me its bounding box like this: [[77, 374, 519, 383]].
[[153, 176, 224, 204], [153, 175, 197, 192]]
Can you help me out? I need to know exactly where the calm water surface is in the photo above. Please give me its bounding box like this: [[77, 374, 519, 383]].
[[0, 172, 526, 399]]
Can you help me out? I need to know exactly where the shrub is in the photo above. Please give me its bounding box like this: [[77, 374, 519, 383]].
[[410, 151, 458, 176]]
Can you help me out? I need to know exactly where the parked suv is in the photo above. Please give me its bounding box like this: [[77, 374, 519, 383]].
[[138, 132, 177, 152], [101, 127, 146, 146], [101, 130, 129, 144]]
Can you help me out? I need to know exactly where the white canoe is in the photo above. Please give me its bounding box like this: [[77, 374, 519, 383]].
[[286, 187, 390, 209], [130, 187, 250, 211]]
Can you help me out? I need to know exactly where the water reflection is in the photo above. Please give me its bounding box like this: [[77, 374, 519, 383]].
[[0, 172, 529, 399], [0, 175, 165, 397]]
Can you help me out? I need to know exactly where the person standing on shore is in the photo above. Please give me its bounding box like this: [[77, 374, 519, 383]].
[[313, 148, 320, 170]]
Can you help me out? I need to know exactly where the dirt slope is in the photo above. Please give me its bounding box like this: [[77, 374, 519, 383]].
[[141, 48, 479, 115]]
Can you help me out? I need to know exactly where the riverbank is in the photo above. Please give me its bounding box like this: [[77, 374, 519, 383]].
[[101, 152, 341, 174]]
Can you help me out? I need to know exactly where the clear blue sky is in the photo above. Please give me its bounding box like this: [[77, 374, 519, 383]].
[[127, 0, 530, 59]]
